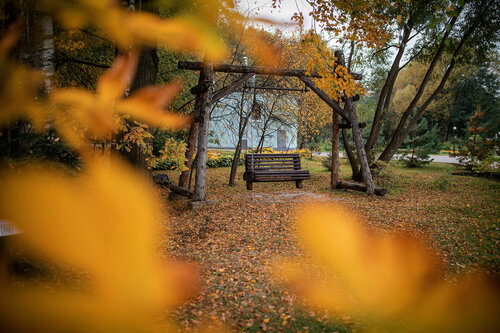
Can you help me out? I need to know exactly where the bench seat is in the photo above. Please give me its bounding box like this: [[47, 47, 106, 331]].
[[243, 153, 310, 190]]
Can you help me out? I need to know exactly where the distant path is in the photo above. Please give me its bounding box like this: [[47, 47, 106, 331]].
[[313, 152, 462, 164]]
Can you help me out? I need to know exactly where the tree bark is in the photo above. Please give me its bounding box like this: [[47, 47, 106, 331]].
[[378, 23, 473, 165], [256, 117, 271, 152], [342, 126, 361, 180], [335, 51, 375, 195], [228, 89, 252, 186], [193, 62, 214, 201], [176, 105, 200, 190], [330, 110, 340, 189]]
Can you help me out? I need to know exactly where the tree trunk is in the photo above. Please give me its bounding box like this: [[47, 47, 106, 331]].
[[256, 119, 270, 152], [378, 47, 463, 165], [345, 100, 375, 194], [330, 110, 340, 189], [365, 21, 412, 157], [342, 43, 361, 181], [342, 126, 361, 180], [228, 90, 251, 186], [335, 51, 375, 195], [5, 2, 53, 157], [193, 62, 214, 201], [228, 137, 244, 186], [177, 107, 200, 189], [120, 0, 158, 170]]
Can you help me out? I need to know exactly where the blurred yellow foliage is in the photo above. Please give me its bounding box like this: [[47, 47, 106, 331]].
[[38, 0, 227, 61], [0, 159, 197, 332], [276, 203, 500, 331], [22, 52, 188, 152], [0, 22, 45, 129]]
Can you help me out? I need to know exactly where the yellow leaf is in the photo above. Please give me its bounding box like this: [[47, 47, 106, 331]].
[[116, 82, 190, 129], [277, 203, 440, 317], [276, 203, 500, 331], [127, 80, 182, 110], [97, 53, 138, 100]]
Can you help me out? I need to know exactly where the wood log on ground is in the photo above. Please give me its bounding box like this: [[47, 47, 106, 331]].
[[337, 180, 387, 196], [153, 174, 170, 185], [153, 174, 194, 198]]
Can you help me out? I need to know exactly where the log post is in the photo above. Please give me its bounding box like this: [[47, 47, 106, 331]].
[[193, 62, 214, 201], [331, 109, 340, 189], [178, 122, 199, 188], [335, 51, 375, 195], [172, 73, 253, 200]]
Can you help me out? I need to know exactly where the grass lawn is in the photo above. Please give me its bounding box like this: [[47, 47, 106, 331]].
[[157, 158, 500, 332]]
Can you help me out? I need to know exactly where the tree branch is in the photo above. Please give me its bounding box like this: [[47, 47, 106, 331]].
[[58, 57, 110, 69]]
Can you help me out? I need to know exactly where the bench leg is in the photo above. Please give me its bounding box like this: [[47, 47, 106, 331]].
[[296, 180, 303, 189], [246, 181, 253, 190]]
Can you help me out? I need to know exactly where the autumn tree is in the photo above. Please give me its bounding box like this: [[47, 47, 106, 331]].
[[287, 0, 499, 176], [372, 0, 498, 170]]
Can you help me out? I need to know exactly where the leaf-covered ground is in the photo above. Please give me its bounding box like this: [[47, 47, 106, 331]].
[[157, 159, 500, 332]]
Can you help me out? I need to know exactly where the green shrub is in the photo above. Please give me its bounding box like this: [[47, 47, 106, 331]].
[[321, 153, 332, 171], [318, 142, 332, 152], [441, 141, 452, 151]]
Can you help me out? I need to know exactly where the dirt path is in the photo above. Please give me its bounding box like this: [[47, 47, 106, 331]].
[[161, 191, 349, 332]]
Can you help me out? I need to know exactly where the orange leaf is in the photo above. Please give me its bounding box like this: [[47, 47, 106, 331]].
[[97, 53, 138, 100]]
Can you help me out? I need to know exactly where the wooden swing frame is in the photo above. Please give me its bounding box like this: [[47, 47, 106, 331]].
[[175, 50, 383, 207]]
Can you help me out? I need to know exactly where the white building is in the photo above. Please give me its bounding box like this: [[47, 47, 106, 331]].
[[208, 89, 298, 151]]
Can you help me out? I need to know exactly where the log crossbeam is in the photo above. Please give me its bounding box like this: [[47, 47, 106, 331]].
[[180, 61, 362, 123], [178, 61, 362, 80]]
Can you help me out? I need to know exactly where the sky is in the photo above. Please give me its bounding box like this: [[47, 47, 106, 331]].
[[236, 0, 315, 33]]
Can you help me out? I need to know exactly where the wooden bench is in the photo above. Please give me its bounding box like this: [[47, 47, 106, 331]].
[[243, 153, 310, 190]]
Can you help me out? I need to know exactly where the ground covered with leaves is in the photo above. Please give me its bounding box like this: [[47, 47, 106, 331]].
[[158, 159, 499, 332]]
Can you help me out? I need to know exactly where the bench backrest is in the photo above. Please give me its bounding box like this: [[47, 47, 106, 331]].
[[244, 153, 302, 171]]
